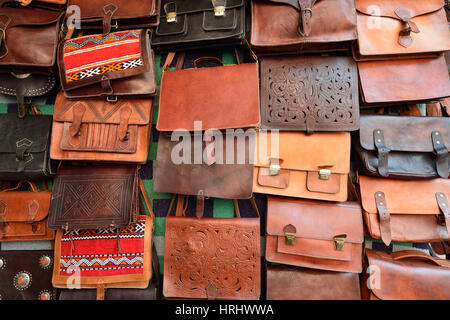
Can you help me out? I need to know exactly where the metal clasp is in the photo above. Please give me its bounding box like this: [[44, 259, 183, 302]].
[[284, 232, 296, 246], [333, 234, 347, 251], [319, 169, 331, 180], [166, 12, 177, 23], [214, 6, 225, 16], [269, 164, 280, 176]]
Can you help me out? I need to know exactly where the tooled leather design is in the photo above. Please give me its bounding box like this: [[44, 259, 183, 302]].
[[0, 75, 56, 97], [164, 219, 260, 299]]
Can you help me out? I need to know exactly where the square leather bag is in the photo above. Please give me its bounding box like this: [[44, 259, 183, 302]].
[[250, 0, 357, 54], [50, 92, 153, 163]]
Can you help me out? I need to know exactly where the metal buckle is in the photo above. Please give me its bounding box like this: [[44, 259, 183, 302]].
[[106, 95, 118, 103], [111, 20, 119, 29], [284, 232, 296, 246], [269, 164, 280, 176], [436, 214, 446, 226], [214, 6, 225, 16], [166, 12, 177, 23], [319, 169, 331, 180], [333, 234, 346, 251]]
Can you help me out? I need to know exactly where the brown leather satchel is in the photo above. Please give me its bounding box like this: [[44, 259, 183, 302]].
[[0, 181, 54, 242], [48, 165, 140, 230], [266, 265, 361, 300], [58, 29, 157, 99], [250, 0, 357, 54], [266, 196, 363, 273], [355, 0, 450, 61], [0, 250, 56, 300], [50, 92, 153, 163], [253, 131, 350, 201], [358, 175, 450, 245], [259, 55, 359, 132], [361, 249, 450, 300], [358, 56, 450, 105]]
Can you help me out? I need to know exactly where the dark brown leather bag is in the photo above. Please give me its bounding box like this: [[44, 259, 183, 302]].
[[0, 181, 54, 242], [0, 250, 56, 300], [361, 249, 450, 300], [250, 0, 357, 54], [353, 115, 450, 179], [50, 92, 153, 163], [260, 55, 359, 132], [48, 164, 140, 230], [358, 175, 450, 246], [266, 196, 363, 273], [266, 265, 361, 300]]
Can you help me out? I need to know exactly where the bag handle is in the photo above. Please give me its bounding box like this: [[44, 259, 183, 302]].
[[391, 250, 449, 268], [1, 180, 39, 192], [193, 57, 224, 68], [139, 177, 155, 221], [233, 198, 260, 218]]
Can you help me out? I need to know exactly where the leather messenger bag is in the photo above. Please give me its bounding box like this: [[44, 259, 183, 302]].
[[250, 0, 357, 54], [353, 115, 450, 179], [361, 249, 450, 300], [358, 175, 450, 245]]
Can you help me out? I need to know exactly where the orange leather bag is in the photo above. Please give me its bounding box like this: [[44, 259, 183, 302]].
[[358, 175, 450, 245], [253, 131, 350, 201]]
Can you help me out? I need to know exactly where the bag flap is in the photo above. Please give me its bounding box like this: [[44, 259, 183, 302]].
[[160, 0, 243, 16], [356, 0, 443, 19], [60, 30, 150, 91], [68, 0, 158, 19], [0, 74, 56, 98], [0, 190, 51, 223], [0, 114, 51, 153], [267, 197, 363, 243], [365, 249, 450, 300], [54, 92, 151, 125], [254, 131, 350, 174], [359, 175, 450, 215], [268, 0, 322, 11], [0, 5, 63, 29], [359, 115, 450, 153]]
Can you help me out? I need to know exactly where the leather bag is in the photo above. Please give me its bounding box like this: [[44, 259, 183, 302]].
[[353, 115, 450, 179], [50, 92, 153, 163], [48, 164, 140, 230], [253, 131, 350, 201], [58, 29, 157, 99], [266, 196, 363, 273], [260, 55, 359, 132], [0, 250, 56, 300], [358, 175, 450, 245], [250, 0, 357, 54], [266, 265, 361, 300], [151, 0, 245, 52], [354, 0, 450, 61], [16, 0, 66, 10], [361, 249, 450, 300], [0, 181, 54, 242], [66, 0, 160, 35]]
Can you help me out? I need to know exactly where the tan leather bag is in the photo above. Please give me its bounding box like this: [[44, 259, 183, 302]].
[[253, 131, 350, 201], [0, 181, 54, 242], [266, 196, 363, 273], [358, 175, 450, 245]]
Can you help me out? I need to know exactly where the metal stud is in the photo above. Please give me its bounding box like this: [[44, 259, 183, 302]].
[[0, 258, 4, 269], [39, 255, 52, 269], [39, 290, 51, 300], [13, 271, 32, 291]]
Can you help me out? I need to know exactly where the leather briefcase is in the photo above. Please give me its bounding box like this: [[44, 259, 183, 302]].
[[266, 265, 361, 300], [58, 29, 157, 99], [250, 0, 357, 54], [354, 0, 450, 61], [0, 113, 56, 180], [358, 175, 450, 245], [353, 115, 450, 179], [253, 131, 350, 201], [48, 164, 140, 230], [0, 250, 56, 300], [260, 55, 359, 132], [50, 92, 153, 163], [361, 249, 450, 300], [66, 0, 160, 35], [151, 0, 245, 52], [0, 181, 54, 242]]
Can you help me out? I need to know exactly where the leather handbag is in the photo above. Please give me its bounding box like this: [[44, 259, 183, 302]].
[[151, 0, 245, 52], [253, 131, 350, 201], [0, 113, 56, 181], [250, 0, 357, 54], [0, 250, 56, 300], [50, 92, 153, 163], [259, 55, 359, 132], [353, 115, 450, 179], [361, 249, 450, 300], [0, 181, 54, 242], [358, 175, 450, 245], [163, 198, 260, 300], [58, 29, 157, 99], [48, 164, 140, 230], [354, 0, 450, 61], [358, 56, 450, 106], [67, 0, 160, 35], [266, 265, 361, 300]]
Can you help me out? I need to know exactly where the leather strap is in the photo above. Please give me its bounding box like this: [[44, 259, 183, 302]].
[[100, 75, 114, 95], [305, 114, 315, 135], [1, 180, 39, 193], [233, 197, 260, 218], [297, 0, 316, 37], [0, 14, 10, 59], [96, 283, 105, 300], [436, 192, 450, 238], [196, 190, 204, 219], [375, 191, 392, 246], [206, 281, 218, 300], [102, 4, 118, 36], [193, 57, 224, 68], [69, 103, 86, 137], [431, 131, 449, 179], [373, 129, 389, 177], [204, 131, 216, 166], [163, 52, 176, 71], [391, 250, 449, 268], [395, 8, 420, 48], [139, 178, 155, 220], [26, 200, 39, 223], [118, 106, 132, 141]]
